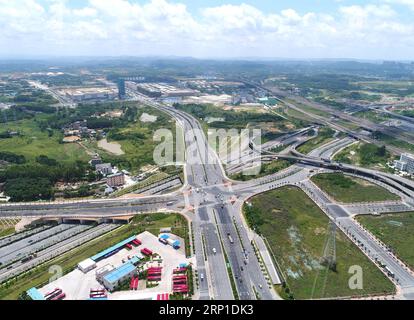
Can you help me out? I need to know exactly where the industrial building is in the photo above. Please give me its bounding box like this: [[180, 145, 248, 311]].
[[159, 234, 181, 249], [78, 258, 97, 273], [96, 264, 115, 282], [102, 261, 137, 291], [59, 87, 117, 102], [90, 235, 138, 262], [128, 82, 197, 98], [394, 153, 414, 173], [27, 288, 45, 300]]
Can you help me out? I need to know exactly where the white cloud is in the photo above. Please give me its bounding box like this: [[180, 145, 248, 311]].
[[73, 7, 97, 18], [0, 0, 413, 59], [384, 0, 414, 11]]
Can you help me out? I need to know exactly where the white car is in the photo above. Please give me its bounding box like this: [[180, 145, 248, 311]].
[[212, 248, 217, 254]]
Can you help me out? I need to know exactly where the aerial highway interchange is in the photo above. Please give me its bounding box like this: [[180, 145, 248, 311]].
[[2, 90, 414, 300]]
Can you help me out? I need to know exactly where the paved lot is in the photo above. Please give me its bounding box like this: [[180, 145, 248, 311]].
[[39, 231, 193, 300]]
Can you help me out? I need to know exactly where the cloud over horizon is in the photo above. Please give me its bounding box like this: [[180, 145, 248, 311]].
[[0, 0, 413, 60]]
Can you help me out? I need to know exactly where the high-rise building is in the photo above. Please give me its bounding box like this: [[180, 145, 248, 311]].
[[394, 153, 414, 173], [118, 79, 126, 99]]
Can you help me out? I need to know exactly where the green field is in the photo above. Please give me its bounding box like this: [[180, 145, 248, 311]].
[[0, 118, 89, 163], [97, 106, 178, 173], [334, 142, 393, 172], [372, 131, 414, 153], [357, 212, 414, 270], [244, 186, 395, 299], [0, 213, 189, 300], [285, 99, 331, 118], [354, 110, 390, 124], [311, 173, 400, 203]]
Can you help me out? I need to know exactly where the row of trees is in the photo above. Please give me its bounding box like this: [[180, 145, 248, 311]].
[[0, 151, 26, 164], [0, 160, 97, 202]]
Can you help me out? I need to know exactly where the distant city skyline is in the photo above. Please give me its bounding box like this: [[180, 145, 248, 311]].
[[0, 0, 414, 59]]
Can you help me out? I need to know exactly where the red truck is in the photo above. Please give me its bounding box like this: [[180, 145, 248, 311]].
[[141, 248, 153, 256], [51, 293, 66, 300], [45, 289, 62, 300], [44, 288, 61, 300]]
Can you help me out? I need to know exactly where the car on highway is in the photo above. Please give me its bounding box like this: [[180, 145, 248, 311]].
[[212, 248, 217, 254], [200, 273, 204, 281]]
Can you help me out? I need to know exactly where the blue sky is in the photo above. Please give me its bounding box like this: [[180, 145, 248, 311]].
[[1, 0, 414, 59]]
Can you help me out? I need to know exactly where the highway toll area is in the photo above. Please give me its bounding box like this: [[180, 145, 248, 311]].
[[356, 212, 414, 271], [243, 186, 395, 300], [31, 231, 193, 300]]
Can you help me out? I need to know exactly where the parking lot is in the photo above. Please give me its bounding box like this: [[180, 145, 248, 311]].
[[38, 231, 193, 300]]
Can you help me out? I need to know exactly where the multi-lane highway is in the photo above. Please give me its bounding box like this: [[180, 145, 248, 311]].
[[2, 92, 414, 300]]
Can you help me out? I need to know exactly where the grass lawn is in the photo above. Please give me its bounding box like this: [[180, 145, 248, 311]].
[[0, 219, 21, 238], [311, 173, 400, 203], [357, 212, 414, 270], [296, 127, 335, 155], [0, 227, 15, 238], [229, 160, 292, 181], [333, 142, 393, 173], [0, 118, 89, 163], [0, 213, 189, 300], [354, 110, 390, 124], [244, 186, 395, 299], [285, 99, 331, 118]]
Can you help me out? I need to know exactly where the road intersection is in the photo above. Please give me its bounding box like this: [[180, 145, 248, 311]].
[[2, 97, 414, 300]]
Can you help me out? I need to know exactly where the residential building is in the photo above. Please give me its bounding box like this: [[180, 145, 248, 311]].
[[107, 173, 125, 187], [90, 155, 102, 167], [96, 163, 113, 176]]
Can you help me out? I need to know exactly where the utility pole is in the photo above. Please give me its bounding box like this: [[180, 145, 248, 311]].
[[321, 220, 337, 272], [311, 220, 337, 299]]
